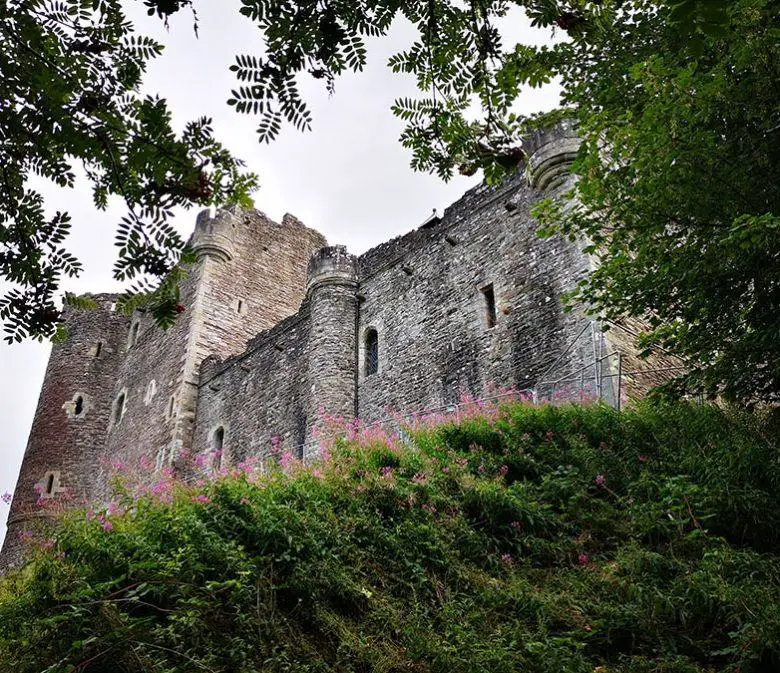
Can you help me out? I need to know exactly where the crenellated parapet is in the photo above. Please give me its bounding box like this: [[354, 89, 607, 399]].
[[524, 119, 581, 190], [306, 245, 358, 295], [189, 206, 239, 262]]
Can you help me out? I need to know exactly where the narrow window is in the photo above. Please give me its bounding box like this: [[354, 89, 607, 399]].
[[144, 380, 157, 405], [127, 321, 140, 349], [95, 341, 102, 357], [168, 395, 176, 419], [481, 284, 497, 328], [113, 392, 125, 425], [365, 329, 379, 376], [213, 427, 225, 452], [45, 473, 55, 495], [233, 297, 247, 315], [74, 396, 84, 416]]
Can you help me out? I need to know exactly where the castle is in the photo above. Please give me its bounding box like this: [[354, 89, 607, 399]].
[[1, 122, 668, 568]]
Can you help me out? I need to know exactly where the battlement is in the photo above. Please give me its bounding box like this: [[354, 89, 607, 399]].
[[306, 245, 358, 294], [523, 118, 580, 190], [190, 206, 239, 262]]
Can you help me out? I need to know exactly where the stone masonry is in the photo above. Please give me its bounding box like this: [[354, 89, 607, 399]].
[[1, 121, 673, 568]]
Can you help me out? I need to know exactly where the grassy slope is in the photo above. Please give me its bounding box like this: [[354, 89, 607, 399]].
[[1, 402, 779, 673]]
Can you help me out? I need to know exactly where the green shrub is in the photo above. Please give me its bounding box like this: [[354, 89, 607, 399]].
[[0, 401, 778, 672]]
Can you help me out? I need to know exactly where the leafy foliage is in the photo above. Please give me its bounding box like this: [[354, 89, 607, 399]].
[[534, 0, 780, 403], [0, 0, 256, 342], [2, 401, 780, 672]]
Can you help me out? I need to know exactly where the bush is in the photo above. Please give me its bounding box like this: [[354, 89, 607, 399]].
[[1, 401, 779, 672]]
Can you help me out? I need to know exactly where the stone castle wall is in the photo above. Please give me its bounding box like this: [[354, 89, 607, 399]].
[[2, 209, 326, 566], [2, 294, 129, 566], [101, 208, 326, 474], [3, 121, 679, 568], [355, 171, 592, 425], [186, 124, 594, 462]]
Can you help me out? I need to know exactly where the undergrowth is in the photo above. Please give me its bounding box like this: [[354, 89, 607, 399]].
[[1, 401, 779, 672]]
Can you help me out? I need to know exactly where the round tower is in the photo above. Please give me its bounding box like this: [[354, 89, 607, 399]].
[[524, 119, 581, 190], [1, 295, 128, 570], [189, 206, 237, 262], [306, 246, 359, 441]]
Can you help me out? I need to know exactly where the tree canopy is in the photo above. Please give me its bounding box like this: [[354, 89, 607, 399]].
[[0, 0, 256, 342], [1, 0, 778, 401]]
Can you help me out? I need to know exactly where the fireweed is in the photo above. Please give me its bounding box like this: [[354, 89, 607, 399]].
[[0, 400, 779, 673]]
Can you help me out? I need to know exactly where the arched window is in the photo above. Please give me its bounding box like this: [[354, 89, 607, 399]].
[[74, 396, 84, 416], [212, 427, 225, 470], [365, 328, 379, 376], [112, 392, 126, 426], [213, 426, 225, 452], [144, 379, 157, 405]]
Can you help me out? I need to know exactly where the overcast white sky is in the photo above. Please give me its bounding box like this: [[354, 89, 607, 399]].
[[0, 2, 559, 545]]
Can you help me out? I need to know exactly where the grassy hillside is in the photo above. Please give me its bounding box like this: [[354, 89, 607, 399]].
[[1, 402, 779, 673]]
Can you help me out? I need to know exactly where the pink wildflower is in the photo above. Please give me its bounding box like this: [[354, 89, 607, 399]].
[[102, 521, 114, 533], [578, 553, 589, 566], [192, 495, 212, 505], [41, 539, 55, 550], [442, 467, 450, 474], [279, 451, 295, 470], [1, 492, 12, 505], [595, 474, 606, 486], [111, 459, 127, 472], [500, 553, 514, 567], [510, 520, 523, 531], [380, 466, 393, 479], [151, 480, 170, 497], [312, 469, 323, 479], [498, 465, 509, 477], [638, 455, 648, 463]]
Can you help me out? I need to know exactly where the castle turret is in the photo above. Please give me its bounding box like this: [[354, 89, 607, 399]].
[[524, 119, 580, 190], [306, 246, 359, 440], [1, 295, 128, 569], [190, 207, 236, 262]]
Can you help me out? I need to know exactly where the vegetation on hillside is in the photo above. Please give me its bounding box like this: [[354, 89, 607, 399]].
[[1, 401, 779, 672]]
